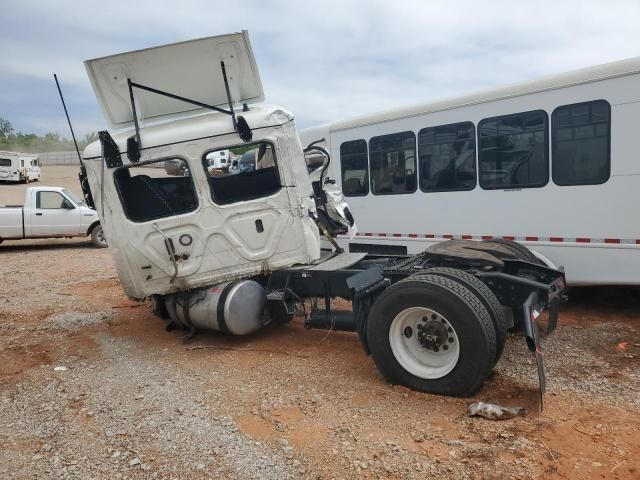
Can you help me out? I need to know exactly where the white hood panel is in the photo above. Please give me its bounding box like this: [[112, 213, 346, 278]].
[[85, 31, 264, 129]]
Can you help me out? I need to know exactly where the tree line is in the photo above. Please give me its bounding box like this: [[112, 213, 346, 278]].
[[0, 117, 98, 153]]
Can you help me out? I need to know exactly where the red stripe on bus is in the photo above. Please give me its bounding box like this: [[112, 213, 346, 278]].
[[350, 233, 635, 244]]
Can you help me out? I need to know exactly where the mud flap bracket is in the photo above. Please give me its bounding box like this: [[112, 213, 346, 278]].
[[522, 291, 546, 410]]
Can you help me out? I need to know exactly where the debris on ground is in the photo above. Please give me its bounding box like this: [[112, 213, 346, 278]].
[[467, 401, 526, 420]]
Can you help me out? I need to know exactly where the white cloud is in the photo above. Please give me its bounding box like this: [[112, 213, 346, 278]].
[[2, 0, 640, 135]]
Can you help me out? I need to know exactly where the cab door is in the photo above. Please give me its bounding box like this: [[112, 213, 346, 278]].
[[27, 190, 82, 236]]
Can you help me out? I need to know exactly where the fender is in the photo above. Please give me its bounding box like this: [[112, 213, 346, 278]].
[[86, 221, 101, 236]]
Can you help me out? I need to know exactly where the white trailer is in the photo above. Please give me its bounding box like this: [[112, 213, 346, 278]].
[[0, 151, 40, 183], [300, 57, 640, 286]]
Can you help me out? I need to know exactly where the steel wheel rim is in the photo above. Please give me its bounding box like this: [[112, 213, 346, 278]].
[[96, 228, 106, 245], [389, 307, 460, 379]]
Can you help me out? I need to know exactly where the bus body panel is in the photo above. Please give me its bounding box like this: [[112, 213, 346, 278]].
[[301, 59, 640, 286]]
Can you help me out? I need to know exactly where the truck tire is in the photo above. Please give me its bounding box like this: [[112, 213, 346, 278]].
[[367, 273, 496, 397], [483, 238, 543, 265], [91, 224, 107, 248], [422, 267, 507, 367]]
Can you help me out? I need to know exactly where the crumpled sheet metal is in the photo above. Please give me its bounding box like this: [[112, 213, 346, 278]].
[[468, 402, 526, 420]]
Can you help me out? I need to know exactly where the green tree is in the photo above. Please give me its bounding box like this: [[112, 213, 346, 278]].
[[0, 118, 13, 138]]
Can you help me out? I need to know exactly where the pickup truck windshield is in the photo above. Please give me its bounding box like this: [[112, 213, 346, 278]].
[[63, 189, 84, 206]]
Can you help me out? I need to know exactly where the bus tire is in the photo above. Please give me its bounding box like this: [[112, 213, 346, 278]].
[[483, 238, 543, 265], [91, 224, 107, 248], [367, 273, 496, 397], [422, 267, 507, 367]]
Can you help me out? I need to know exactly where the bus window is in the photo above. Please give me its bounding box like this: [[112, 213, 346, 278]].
[[369, 131, 416, 195], [419, 121, 476, 192], [479, 110, 548, 189], [340, 139, 369, 196], [552, 100, 610, 186]]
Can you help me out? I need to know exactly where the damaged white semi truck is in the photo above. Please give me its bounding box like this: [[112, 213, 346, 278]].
[[76, 31, 566, 398]]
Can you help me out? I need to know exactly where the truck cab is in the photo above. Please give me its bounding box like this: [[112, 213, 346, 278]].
[[82, 32, 325, 299], [80, 32, 566, 399]]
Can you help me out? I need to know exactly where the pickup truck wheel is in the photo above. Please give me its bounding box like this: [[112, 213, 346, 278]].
[[423, 268, 507, 367], [91, 225, 107, 248], [367, 274, 496, 397]]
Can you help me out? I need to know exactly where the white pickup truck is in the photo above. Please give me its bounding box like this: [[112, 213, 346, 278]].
[[0, 186, 106, 247]]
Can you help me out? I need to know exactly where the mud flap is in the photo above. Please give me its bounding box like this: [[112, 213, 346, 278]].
[[522, 292, 546, 410]]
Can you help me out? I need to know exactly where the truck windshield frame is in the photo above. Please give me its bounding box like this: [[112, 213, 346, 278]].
[[201, 141, 282, 205]]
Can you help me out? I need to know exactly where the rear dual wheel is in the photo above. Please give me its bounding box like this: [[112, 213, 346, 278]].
[[367, 273, 497, 397], [422, 268, 507, 367]]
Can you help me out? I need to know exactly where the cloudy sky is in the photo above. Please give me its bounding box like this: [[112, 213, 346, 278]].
[[2, 0, 640, 138]]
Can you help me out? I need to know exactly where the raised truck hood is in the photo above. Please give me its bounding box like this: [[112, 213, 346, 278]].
[[84, 31, 264, 129]]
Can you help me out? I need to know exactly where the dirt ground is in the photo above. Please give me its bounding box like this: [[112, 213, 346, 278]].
[[1, 167, 639, 479]]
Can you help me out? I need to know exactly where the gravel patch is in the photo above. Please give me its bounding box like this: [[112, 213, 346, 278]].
[[46, 310, 117, 330], [496, 323, 640, 409], [0, 334, 298, 479]]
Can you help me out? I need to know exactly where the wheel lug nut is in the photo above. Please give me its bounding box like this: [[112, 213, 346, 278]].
[[442, 345, 449, 351], [447, 327, 453, 333], [448, 337, 454, 343]]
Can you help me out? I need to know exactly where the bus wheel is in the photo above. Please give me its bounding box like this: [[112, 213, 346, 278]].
[[423, 267, 507, 367], [483, 238, 543, 265], [367, 273, 496, 397]]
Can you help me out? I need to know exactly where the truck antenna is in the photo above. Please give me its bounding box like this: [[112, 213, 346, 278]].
[[53, 73, 83, 167]]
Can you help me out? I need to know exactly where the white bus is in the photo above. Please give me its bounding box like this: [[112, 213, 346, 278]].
[[300, 57, 640, 286], [0, 151, 40, 183]]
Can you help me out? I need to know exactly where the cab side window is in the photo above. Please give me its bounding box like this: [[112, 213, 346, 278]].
[[114, 158, 198, 222], [37, 191, 66, 209]]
